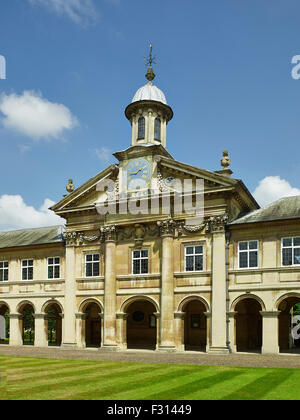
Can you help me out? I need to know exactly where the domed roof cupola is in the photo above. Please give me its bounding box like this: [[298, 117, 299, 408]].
[[125, 45, 173, 149]]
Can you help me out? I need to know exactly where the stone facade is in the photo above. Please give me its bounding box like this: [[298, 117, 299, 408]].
[[0, 69, 300, 355]]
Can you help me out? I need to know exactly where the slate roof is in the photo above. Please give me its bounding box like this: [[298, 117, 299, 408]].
[[230, 195, 300, 225], [0, 226, 65, 249]]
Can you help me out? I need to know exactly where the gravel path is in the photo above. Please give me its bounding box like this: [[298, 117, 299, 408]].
[[1, 345, 300, 369]]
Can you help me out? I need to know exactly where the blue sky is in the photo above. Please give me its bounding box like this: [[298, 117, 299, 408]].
[[1, 0, 300, 229]]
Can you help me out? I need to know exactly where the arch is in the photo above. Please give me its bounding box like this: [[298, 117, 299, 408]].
[[178, 295, 210, 313], [154, 118, 161, 141], [121, 295, 160, 314], [125, 297, 157, 350], [138, 117, 145, 139], [0, 301, 10, 313], [235, 297, 263, 353], [16, 300, 36, 314], [79, 298, 103, 314], [0, 301, 10, 344], [41, 299, 64, 315], [275, 293, 300, 311], [231, 294, 266, 312]]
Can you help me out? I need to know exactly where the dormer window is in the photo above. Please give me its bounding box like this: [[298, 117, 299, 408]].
[[154, 118, 161, 141], [138, 117, 145, 140]]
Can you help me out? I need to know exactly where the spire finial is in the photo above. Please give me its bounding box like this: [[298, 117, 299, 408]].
[[144, 43, 156, 82]]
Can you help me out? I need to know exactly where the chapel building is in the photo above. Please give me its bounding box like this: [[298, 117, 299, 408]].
[[0, 61, 300, 355]]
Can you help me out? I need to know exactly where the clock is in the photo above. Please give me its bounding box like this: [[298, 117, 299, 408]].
[[125, 158, 152, 191]]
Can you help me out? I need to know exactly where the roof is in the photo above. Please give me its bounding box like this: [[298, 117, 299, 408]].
[[132, 81, 167, 105], [230, 195, 300, 225], [0, 226, 65, 249]]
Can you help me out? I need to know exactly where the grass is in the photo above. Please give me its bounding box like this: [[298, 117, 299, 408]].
[[0, 356, 300, 400]]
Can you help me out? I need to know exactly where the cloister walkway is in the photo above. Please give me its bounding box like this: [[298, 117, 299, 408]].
[[1, 345, 300, 369]]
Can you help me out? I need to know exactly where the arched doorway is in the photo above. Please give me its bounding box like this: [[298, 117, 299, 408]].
[[45, 303, 62, 347], [84, 302, 102, 348], [235, 298, 262, 353], [0, 303, 9, 344], [126, 300, 157, 350], [19, 303, 35, 346], [182, 299, 207, 351], [278, 296, 300, 353]]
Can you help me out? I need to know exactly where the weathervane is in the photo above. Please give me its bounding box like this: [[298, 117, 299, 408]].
[[144, 43, 157, 82]]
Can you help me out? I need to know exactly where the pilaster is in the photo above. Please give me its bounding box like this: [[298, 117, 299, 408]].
[[34, 314, 48, 347], [260, 311, 280, 355], [9, 313, 22, 346]]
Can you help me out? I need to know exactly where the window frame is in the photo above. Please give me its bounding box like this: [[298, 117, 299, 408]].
[[21, 259, 34, 281], [184, 245, 204, 273], [281, 237, 300, 267], [137, 117, 145, 140], [0, 261, 9, 282], [47, 257, 61, 280], [238, 240, 259, 270], [85, 253, 101, 278], [132, 249, 149, 275], [154, 117, 161, 142]]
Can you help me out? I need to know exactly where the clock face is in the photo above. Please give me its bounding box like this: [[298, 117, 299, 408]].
[[125, 158, 152, 191]]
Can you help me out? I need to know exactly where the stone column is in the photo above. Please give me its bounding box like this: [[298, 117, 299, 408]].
[[62, 232, 77, 348], [157, 219, 176, 352], [9, 314, 22, 346], [260, 311, 280, 355], [174, 311, 185, 352], [227, 311, 237, 353], [208, 215, 229, 354], [102, 226, 118, 350], [75, 313, 86, 348], [204, 312, 211, 353], [116, 312, 128, 350], [34, 314, 48, 347]]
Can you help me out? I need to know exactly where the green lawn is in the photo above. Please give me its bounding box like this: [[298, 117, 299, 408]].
[[1, 356, 300, 400]]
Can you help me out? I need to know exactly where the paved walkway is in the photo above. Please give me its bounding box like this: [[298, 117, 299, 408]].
[[1, 345, 300, 369]]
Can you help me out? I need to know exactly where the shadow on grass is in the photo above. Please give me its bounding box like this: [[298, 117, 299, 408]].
[[143, 369, 245, 400], [222, 370, 293, 400]]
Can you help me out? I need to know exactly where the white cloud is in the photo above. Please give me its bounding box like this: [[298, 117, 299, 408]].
[[28, 0, 99, 25], [253, 176, 300, 207], [0, 195, 63, 231], [94, 147, 112, 163], [0, 91, 78, 141]]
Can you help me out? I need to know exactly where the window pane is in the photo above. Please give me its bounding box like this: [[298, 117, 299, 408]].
[[86, 255, 93, 262], [22, 260, 27, 267], [4, 270, 8, 281], [93, 262, 100, 277], [22, 268, 27, 280], [249, 251, 258, 268], [141, 250, 148, 258], [133, 259, 140, 275], [195, 246, 203, 254], [138, 117, 145, 139], [239, 252, 248, 268], [239, 242, 248, 251], [154, 118, 161, 141], [195, 255, 203, 271], [48, 266, 54, 279], [28, 268, 33, 280], [294, 248, 300, 265], [186, 256, 194, 271], [86, 263, 93, 277], [0, 263, 3, 269], [48, 258, 54, 265], [28, 260, 33, 267], [141, 259, 148, 274], [133, 251, 140, 259], [186, 247, 194, 255], [54, 266, 60, 278], [283, 238, 292, 247], [249, 241, 258, 250], [0, 271, 3, 282], [283, 248, 293, 266], [4, 262, 8, 268], [294, 238, 300, 247], [93, 254, 100, 262], [55, 257, 60, 265]]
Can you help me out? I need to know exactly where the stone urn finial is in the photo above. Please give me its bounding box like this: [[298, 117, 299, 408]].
[[221, 150, 231, 169], [66, 178, 74, 194]]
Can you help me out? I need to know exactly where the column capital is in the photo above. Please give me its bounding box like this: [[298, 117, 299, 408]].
[[209, 214, 228, 234], [260, 311, 281, 318], [157, 218, 176, 237], [34, 313, 46, 320], [100, 225, 117, 242], [174, 311, 185, 320], [75, 312, 86, 320], [204, 312, 212, 318], [227, 311, 237, 318], [116, 312, 128, 320], [9, 313, 21, 320]]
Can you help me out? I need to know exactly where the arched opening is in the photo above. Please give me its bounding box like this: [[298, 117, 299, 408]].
[[182, 299, 207, 351], [84, 302, 102, 348], [278, 296, 300, 353], [154, 118, 161, 141], [0, 303, 10, 344], [138, 117, 145, 140], [19, 303, 35, 346], [236, 298, 262, 353], [45, 303, 62, 347], [126, 300, 157, 350]]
